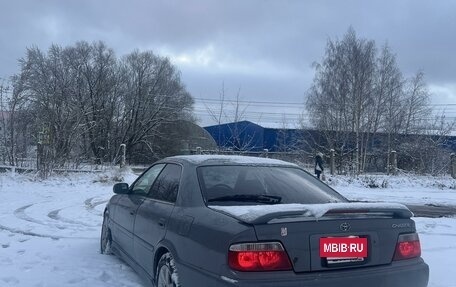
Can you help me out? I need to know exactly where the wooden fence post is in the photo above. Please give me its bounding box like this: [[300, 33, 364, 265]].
[[120, 144, 126, 167], [390, 150, 397, 175], [330, 149, 335, 175]]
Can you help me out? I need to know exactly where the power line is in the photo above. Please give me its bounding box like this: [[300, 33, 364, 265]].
[[193, 108, 307, 117], [194, 96, 456, 127], [195, 97, 456, 108], [194, 97, 306, 107], [433, 105, 456, 107]]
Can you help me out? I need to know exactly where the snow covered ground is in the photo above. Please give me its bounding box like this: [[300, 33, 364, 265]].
[[0, 170, 455, 286], [329, 174, 456, 206], [0, 170, 142, 287], [330, 174, 456, 287]]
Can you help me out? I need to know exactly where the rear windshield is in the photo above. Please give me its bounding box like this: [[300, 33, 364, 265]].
[[197, 165, 347, 205]]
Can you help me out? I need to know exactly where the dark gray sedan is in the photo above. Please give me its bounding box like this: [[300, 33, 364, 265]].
[[100, 155, 429, 287]]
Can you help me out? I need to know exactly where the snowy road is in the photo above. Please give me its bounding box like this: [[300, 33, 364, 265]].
[[0, 172, 144, 287], [0, 171, 455, 286]]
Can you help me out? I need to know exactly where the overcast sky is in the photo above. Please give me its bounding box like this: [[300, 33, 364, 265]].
[[1, 0, 456, 126]]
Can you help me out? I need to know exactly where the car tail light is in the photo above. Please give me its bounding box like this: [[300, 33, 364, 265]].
[[228, 242, 292, 271], [393, 233, 421, 261]]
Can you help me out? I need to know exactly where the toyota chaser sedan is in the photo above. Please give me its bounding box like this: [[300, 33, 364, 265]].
[[100, 155, 429, 287]]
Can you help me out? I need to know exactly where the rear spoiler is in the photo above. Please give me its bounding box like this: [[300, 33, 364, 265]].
[[210, 203, 413, 225], [250, 206, 413, 224]]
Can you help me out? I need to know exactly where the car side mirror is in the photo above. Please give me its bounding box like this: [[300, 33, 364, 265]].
[[113, 183, 129, 194]]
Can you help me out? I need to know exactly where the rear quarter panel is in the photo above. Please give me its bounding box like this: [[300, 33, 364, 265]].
[[165, 206, 257, 279]]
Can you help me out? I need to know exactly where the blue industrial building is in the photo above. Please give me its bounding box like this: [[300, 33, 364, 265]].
[[203, 121, 319, 152], [203, 120, 456, 153], [203, 120, 456, 174]]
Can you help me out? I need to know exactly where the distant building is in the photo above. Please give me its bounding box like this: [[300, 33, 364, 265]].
[[204, 120, 456, 154], [204, 121, 315, 152], [131, 120, 218, 163]]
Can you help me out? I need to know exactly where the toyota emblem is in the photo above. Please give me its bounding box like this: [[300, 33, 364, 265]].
[[340, 222, 351, 232]]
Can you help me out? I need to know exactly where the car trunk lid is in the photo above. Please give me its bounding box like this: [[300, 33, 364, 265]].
[[210, 203, 415, 272]]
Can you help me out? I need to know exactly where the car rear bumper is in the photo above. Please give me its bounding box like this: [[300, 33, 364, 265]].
[[178, 258, 429, 287]]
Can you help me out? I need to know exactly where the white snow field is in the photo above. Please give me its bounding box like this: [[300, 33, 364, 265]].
[[0, 171, 455, 286]]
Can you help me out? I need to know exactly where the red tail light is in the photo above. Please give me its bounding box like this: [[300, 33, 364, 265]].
[[228, 242, 292, 271], [393, 233, 421, 261]]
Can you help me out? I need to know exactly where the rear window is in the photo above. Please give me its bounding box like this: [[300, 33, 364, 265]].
[[197, 165, 347, 205]]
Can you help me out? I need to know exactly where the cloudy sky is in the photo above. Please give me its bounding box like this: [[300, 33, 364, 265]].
[[1, 0, 455, 126]]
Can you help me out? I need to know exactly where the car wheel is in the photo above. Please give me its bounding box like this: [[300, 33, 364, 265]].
[[156, 252, 181, 287], [100, 214, 112, 255]]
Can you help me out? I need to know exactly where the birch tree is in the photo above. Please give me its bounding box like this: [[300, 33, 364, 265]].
[[306, 28, 432, 174], [306, 27, 376, 173]]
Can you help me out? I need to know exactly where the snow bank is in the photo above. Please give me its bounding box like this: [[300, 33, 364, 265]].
[[327, 174, 456, 190], [327, 174, 456, 206]]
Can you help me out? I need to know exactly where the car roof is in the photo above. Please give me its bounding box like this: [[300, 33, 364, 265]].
[[164, 154, 298, 167]]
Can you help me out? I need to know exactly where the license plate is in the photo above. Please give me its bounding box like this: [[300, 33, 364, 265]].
[[319, 236, 368, 259]]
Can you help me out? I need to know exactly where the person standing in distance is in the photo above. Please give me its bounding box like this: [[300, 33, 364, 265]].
[[315, 152, 324, 180]]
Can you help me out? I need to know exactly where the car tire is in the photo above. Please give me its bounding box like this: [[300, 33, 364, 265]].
[[156, 252, 181, 287], [100, 214, 112, 255]]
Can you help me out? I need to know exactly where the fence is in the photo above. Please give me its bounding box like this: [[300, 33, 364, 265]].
[[189, 148, 455, 177], [0, 157, 114, 174], [4, 149, 455, 177]]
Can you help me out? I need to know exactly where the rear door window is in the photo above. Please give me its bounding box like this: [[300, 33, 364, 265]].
[[148, 164, 182, 203]]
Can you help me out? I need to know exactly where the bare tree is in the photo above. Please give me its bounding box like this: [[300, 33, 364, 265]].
[[204, 82, 226, 151], [0, 79, 10, 164], [402, 71, 432, 135], [375, 44, 404, 173], [306, 28, 434, 175], [65, 41, 118, 163], [205, 85, 257, 151], [398, 113, 456, 175], [116, 50, 193, 162], [225, 88, 254, 151], [306, 27, 376, 174], [10, 41, 195, 170], [15, 45, 84, 169]]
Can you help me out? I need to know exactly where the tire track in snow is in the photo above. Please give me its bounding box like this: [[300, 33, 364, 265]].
[[84, 197, 108, 216], [47, 208, 97, 227], [85, 197, 108, 209], [14, 203, 67, 230], [11, 201, 100, 235], [84, 197, 95, 208], [13, 204, 45, 226], [0, 223, 61, 239], [0, 223, 96, 240]]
